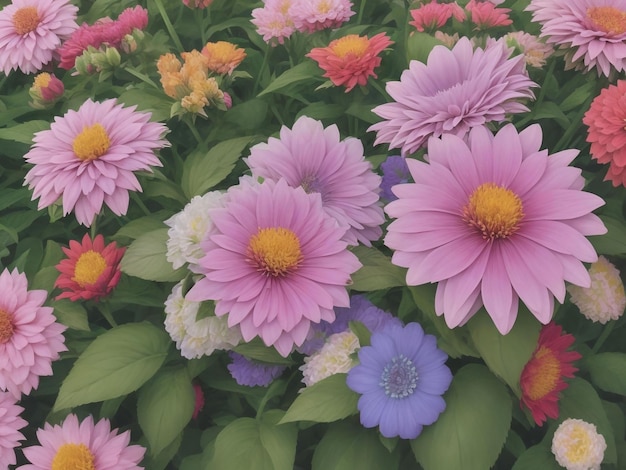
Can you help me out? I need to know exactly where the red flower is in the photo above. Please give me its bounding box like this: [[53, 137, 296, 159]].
[[55, 234, 125, 302], [307, 33, 393, 93], [409, 1, 465, 32], [466, 0, 512, 29], [520, 323, 581, 426], [192, 383, 205, 420]]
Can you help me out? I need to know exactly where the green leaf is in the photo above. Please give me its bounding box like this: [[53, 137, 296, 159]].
[[0, 120, 49, 143], [411, 364, 512, 470], [350, 246, 406, 291], [589, 216, 626, 256], [138, 367, 195, 456], [279, 374, 358, 424], [113, 216, 167, 241], [117, 88, 172, 123], [210, 411, 297, 470], [120, 228, 186, 282], [233, 338, 293, 365], [467, 308, 540, 396], [181, 136, 256, 198], [225, 99, 268, 130], [312, 421, 398, 470], [52, 299, 90, 331], [258, 61, 321, 97], [54, 322, 170, 411], [585, 353, 626, 395], [108, 275, 167, 308], [406, 32, 444, 64], [512, 444, 561, 470]]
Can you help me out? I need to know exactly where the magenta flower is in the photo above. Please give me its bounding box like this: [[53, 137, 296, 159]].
[[368, 37, 536, 155], [24, 99, 169, 227], [246, 116, 384, 246], [186, 178, 361, 356], [0, 391, 26, 468], [384, 124, 607, 334]]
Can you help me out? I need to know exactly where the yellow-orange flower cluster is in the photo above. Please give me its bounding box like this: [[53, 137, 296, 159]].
[[201, 41, 246, 75]]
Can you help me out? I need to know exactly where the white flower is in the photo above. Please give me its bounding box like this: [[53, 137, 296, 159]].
[[552, 418, 606, 470], [165, 191, 225, 269], [568, 256, 626, 324], [300, 331, 359, 387]]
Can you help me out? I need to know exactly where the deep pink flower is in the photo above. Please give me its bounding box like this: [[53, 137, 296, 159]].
[[246, 116, 385, 246], [290, 0, 354, 33], [369, 37, 536, 155], [24, 99, 168, 227], [466, 0, 512, 29], [0, 391, 26, 468], [116, 5, 148, 34], [186, 178, 361, 356], [384, 124, 606, 334], [409, 1, 465, 32]]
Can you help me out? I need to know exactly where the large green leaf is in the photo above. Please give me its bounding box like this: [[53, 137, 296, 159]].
[[411, 364, 512, 470], [584, 353, 626, 396], [512, 444, 561, 470], [54, 322, 170, 411], [350, 246, 406, 291], [0, 120, 49, 143], [52, 299, 90, 331], [138, 367, 195, 456], [120, 228, 186, 282], [257, 61, 321, 97]]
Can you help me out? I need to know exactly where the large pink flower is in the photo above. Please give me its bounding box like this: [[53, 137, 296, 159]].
[[384, 124, 607, 334], [20, 414, 145, 470], [186, 178, 361, 356], [0, 391, 26, 468], [246, 116, 384, 246], [369, 37, 536, 155], [290, 0, 354, 33], [0, 268, 66, 398], [0, 0, 78, 74], [527, 0, 626, 76], [24, 99, 169, 227]]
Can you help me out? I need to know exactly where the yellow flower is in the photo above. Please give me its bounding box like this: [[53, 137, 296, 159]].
[[201, 41, 246, 75]]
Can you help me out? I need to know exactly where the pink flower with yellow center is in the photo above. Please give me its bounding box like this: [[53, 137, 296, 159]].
[[409, 1, 465, 32], [307, 32, 393, 92], [201, 41, 246, 75], [290, 0, 354, 33], [55, 234, 125, 302], [251, 0, 296, 45], [29, 72, 64, 109], [0, 391, 27, 468]]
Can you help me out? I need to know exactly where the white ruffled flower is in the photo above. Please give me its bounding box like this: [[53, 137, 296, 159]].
[[300, 331, 360, 387], [165, 191, 225, 269], [551, 419, 606, 470], [568, 256, 626, 324], [164, 281, 242, 359]]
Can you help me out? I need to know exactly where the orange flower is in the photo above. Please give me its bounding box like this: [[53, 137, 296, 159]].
[[307, 32, 393, 92], [55, 234, 125, 302], [201, 41, 246, 75], [520, 323, 581, 426]]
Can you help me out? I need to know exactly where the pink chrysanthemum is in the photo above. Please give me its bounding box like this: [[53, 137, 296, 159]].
[[290, 0, 354, 33], [409, 1, 465, 32], [186, 178, 361, 357], [55, 234, 125, 302], [0, 0, 78, 74], [0, 268, 67, 398], [504, 31, 554, 68], [307, 32, 393, 92], [369, 37, 536, 155], [246, 116, 385, 246], [0, 391, 27, 468], [24, 99, 168, 227], [20, 414, 145, 470], [583, 80, 626, 187], [527, 0, 626, 76], [466, 0, 512, 29], [384, 124, 607, 334], [251, 0, 296, 46]]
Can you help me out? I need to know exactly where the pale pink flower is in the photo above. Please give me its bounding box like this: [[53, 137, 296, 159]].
[[466, 0, 512, 29], [290, 0, 354, 33], [505, 31, 553, 68], [0, 391, 26, 468], [410, 1, 465, 32], [251, 0, 295, 45]]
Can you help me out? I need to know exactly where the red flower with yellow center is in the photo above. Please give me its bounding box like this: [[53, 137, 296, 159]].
[[520, 322, 581, 426], [55, 234, 125, 302]]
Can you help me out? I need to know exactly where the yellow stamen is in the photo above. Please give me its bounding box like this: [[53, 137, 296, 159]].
[[317, 0, 330, 14], [524, 346, 560, 401], [72, 124, 111, 161], [564, 424, 593, 463], [248, 227, 302, 276], [72, 250, 107, 287], [330, 35, 370, 59], [34, 72, 51, 88], [587, 6, 626, 34], [463, 183, 524, 240], [51, 443, 96, 470], [12, 6, 39, 35], [0, 309, 14, 344]]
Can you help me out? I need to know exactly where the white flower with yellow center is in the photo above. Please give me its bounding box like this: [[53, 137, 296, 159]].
[[551, 418, 606, 470], [300, 330, 360, 387]]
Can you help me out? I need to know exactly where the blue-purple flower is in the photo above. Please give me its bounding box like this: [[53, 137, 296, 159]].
[[227, 352, 286, 387], [380, 156, 411, 202], [346, 322, 452, 439]]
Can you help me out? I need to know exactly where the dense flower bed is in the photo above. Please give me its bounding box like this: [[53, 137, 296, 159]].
[[0, 0, 626, 468]]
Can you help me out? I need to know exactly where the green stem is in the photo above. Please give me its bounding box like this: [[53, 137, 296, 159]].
[[130, 191, 151, 216], [357, 0, 367, 25], [153, 0, 184, 52], [185, 117, 204, 145], [99, 302, 118, 328], [124, 67, 159, 89], [591, 322, 615, 354], [253, 45, 271, 96]]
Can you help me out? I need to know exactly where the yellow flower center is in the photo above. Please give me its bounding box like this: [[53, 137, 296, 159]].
[[12, 6, 39, 35], [0, 309, 14, 344], [72, 124, 111, 161], [330, 35, 370, 59], [248, 227, 302, 276], [463, 183, 524, 240], [587, 6, 626, 34], [524, 345, 560, 401], [51, 443, 96, 470], [564, 424, 594, 464], [34, 72, 52, 88], [317, 0, 330, 14], [72, 250, 108, 287]]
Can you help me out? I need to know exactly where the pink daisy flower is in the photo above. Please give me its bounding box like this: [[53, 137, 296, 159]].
[[368, 37, 536, 155], [23, 99, 169, 227], [246, 116, 385, 246], [186, 178, 362, 357], [466, 0, 512, 29], [0, 268, 67, 398], [0, 391, 27, 468], [20, 414, 145, 470], [0, 0, 78, 74], [251, 0, 296, 46], [290, 0, 354, 33], [384, 124, 607, 334], [409, 1, 465, 33], [527, 0, 626, 76]]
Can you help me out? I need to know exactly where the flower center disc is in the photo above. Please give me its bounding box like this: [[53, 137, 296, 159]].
[[51, 443, 96, 470], [587, 6, 626, 34], [564, 425, 593, 464], [379, 354, 419, 399], [522, 346, 561, 401], [331, 35, 370, 59], [248, 227, 302, 276], [72, 123, 111, 161], [463, 182, 524, 240], [72, 250, 107, 287], [0, 309, 14, 344], [12, 6, 39, 35]]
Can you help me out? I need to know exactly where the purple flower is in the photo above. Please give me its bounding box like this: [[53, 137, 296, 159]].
[[227, 352, 286, 387], [380, 156, 411, 202], [346, 322, 452, 439]]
